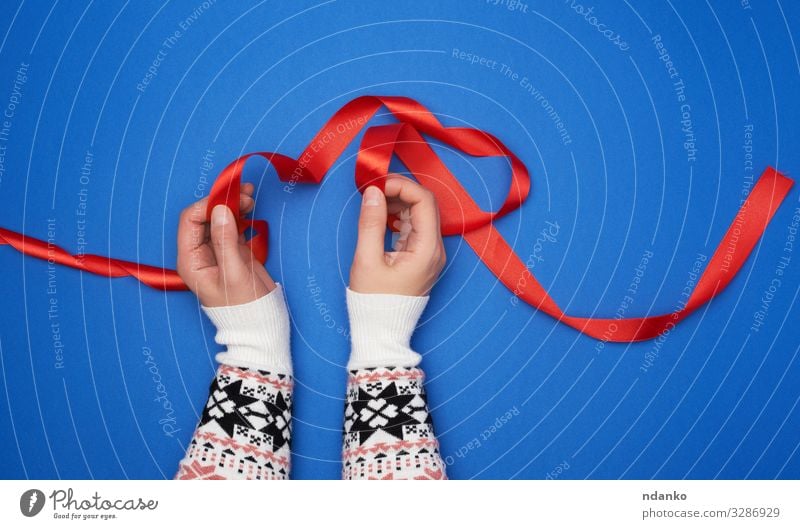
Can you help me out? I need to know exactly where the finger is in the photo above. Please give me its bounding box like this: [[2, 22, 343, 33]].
[[239, 244, 277, 290], [186, 244, 217, 273], [241, 182, 255, 196], [390, 207, 413, 252], [240, 194, 254, 215], [383, 175, 441, 254], [177, 197, 210, 272], [354, 185, 388, 266], [387, 200, 408, 215], [183, 196, 209, 225], [209, 204, 247, 281]]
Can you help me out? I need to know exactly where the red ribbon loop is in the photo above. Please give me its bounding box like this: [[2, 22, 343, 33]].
[[0, 96, 793, 342]]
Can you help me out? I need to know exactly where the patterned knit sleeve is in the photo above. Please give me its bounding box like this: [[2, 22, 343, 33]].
[[174, 284, 294, 480], [341, 288, 447, 480], [342, 366, 446, 480], [175, 365, 292, 480]]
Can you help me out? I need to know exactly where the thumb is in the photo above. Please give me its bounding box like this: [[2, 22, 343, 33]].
[[354, 186, 388, 265], [210, 204, 247, 280]]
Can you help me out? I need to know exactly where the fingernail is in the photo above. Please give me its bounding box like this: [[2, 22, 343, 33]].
[[211, 204, 229, 226], [363, 186, 382, 207]]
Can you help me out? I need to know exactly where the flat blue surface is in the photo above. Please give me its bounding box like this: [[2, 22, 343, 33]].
[[0, 0, 798, 480]]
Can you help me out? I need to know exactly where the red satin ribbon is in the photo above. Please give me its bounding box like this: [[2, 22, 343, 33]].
[[0, 96, 793, 341]]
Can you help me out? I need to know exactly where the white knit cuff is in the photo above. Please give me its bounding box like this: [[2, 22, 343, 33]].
[[201, 283, 292, 375], [345, 287, 429, 370]]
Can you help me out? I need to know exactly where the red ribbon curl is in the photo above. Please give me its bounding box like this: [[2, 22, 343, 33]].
[[0, 96, 793, 341]]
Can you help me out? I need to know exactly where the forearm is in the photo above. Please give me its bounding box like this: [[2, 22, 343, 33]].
[[175, 284, 293, 480], [341, 288, 447, 480]]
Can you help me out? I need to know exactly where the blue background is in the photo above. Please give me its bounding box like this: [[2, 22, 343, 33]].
[[0, 0, 798, 479]]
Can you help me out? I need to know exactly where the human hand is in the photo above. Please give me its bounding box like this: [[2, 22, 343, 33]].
[[177, 183, 276, 307], [349, 174, 446, 296]]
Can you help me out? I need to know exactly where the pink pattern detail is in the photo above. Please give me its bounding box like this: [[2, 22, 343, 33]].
[[175, 461, 226, 480], [348, 368, 424, 385], [342, 438, 440, 459], [218, 364, 293, 390]]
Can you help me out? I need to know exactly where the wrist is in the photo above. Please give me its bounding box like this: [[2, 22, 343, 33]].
[[201, 283, 292, 374], [345, 287, 429, 370]]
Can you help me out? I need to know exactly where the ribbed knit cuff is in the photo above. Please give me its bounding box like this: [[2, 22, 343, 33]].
[[345, 287, 429, 370], [201, 283, 292, 374]]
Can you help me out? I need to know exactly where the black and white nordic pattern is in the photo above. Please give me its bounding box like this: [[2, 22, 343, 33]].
[[200, 366, 292, 453], [342, 367, 446, 479], [176, 365, 293, 480], [345, 371, 431, 445]]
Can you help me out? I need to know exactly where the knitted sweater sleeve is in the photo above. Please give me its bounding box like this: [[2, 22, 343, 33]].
[[341, 288, 447, 480], [174, 284, 293, 480]]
